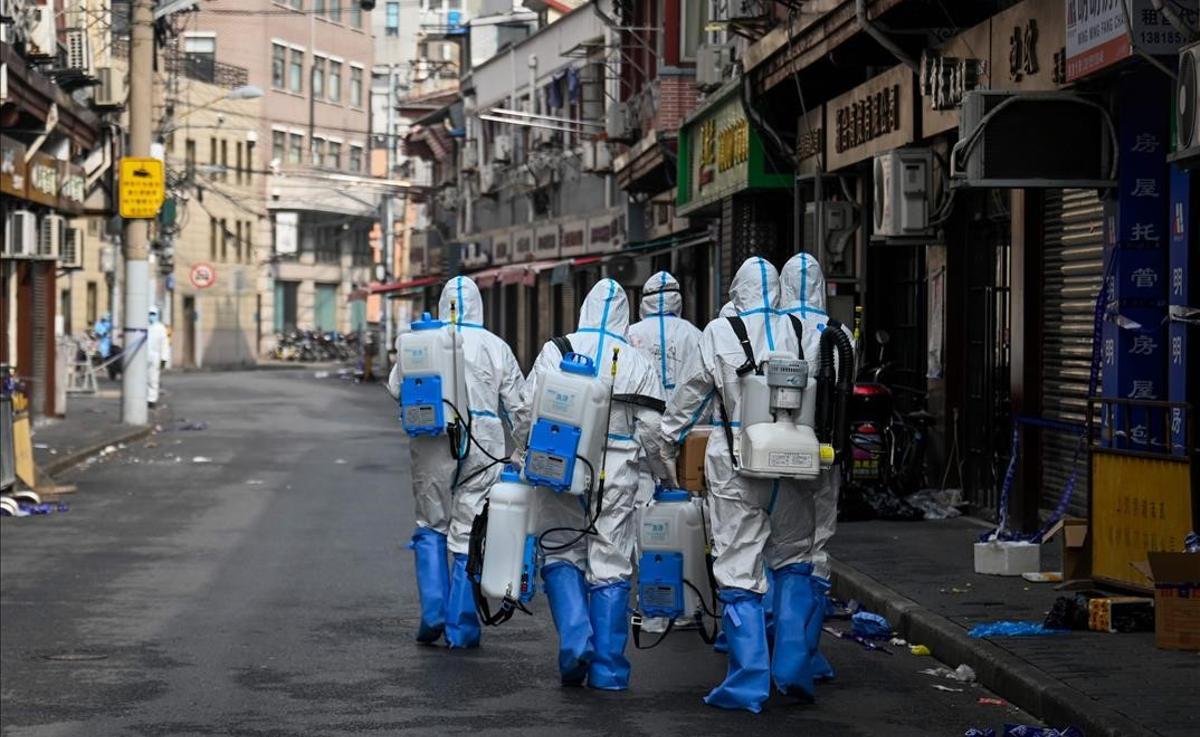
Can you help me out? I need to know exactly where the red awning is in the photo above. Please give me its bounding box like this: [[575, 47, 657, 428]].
[[346, 287, 369, 303], [369, 276, 440, 295], [470, 266, 505, 289]]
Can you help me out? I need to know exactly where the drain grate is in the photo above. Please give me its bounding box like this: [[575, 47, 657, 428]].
[[41, 652, 109, 662]]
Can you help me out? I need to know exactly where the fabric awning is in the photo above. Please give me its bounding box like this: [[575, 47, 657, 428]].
[[369, 276, 440, 295], [470, 266, 505, 289]]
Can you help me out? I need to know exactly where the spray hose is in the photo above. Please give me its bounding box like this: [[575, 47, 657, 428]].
[[816, 321, 855, 476]]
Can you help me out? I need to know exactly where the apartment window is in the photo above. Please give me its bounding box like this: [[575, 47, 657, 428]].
[[272, 44, 286, 88], [209, 217, 218, 259], [185, 138, 196, 175], [220, 139, 228, 180], [246, 140, 255, 182], [220, 218, 228, 261], [290, 0, 302, 8], [235, 220, 243, 262], [243, 220, 254, 263], [210, 136, 218, 173], [350, 66, 363, 107], [289, 48, 304, 93], [289, 133, 303, 164], [349, 145, 363, 173], [86, 282, 98, 325], [385, 2, 399, 35], [680, 0, 708, 62], [351, 2, 362, 27], [314, 0, 325, 13], [329, 1, 341, 22], [328, 60, 342, 102], [310, 137, 325, 167], [183, 34, 216, 82], [312, 55, 326, 99], [272, 130, 286, 163], [235, 141, 243, 183], [326, 141, 341, 169]]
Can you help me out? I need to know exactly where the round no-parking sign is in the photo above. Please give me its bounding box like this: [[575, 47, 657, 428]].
[[189, 262, 217, 289]]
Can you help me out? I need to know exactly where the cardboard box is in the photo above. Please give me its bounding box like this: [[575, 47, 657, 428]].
[[1143, 552, 1200, 651], [1043, 517, 1089, 580], [974, 540, 1040, 576], [677, 428, 710, 494], [1086, 596, 1155, 633]]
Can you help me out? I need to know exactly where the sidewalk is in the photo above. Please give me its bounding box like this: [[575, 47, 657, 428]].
[[30, 379, 155, 476], [829, 517, 1194, 737]]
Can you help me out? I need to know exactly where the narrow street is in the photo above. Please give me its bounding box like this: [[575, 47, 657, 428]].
[[2, 371, 1033, 737]]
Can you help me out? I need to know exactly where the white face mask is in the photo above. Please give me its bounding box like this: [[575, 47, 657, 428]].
[[149, 313, 159, 324]]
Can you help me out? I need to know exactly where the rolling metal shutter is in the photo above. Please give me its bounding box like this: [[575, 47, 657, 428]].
[[1041, 189, 1104, 516]]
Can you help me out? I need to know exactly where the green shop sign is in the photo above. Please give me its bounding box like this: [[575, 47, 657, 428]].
[[676, 84, 791, 216]]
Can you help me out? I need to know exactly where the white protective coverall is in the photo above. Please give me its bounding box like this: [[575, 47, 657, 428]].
[[146, 306, 170, 404], [627, 271, 704, 503], [513, 278, 663, 690], [388, 276, 525, 647], [779, 252, 855, 579]]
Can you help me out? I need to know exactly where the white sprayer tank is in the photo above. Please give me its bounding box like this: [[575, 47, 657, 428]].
[[524, 352, 611, 495], [481, 468, 541, 602], [395, 313, 467, 436], [639, 489, 711, 618]]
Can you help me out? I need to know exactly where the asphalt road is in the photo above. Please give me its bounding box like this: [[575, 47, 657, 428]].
[[2, 370, 1035, 736]]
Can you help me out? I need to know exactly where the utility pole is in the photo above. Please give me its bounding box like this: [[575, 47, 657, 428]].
[[380, 64, 397, 366], [121, 0, 153, 425]]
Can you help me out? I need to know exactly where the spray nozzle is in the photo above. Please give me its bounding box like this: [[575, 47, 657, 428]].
[[610, 347, 620, 378]]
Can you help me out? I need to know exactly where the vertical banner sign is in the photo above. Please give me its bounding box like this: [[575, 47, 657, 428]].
[[1167, 165, 1197, 456], [1102, 71, 1170, 451]]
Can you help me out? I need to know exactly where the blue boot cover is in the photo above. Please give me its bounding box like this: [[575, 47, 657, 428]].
[[542, 562, 594, 686], [410, 528, 449, 644], [588, 581, 632, 690], [445, 554, 482, 649], [770, 563, 817, 700], [810, 575, 835, 681], [704, 589, 771, 714], [712, 629, 728, 654]]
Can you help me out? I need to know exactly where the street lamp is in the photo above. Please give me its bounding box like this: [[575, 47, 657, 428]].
[[158, 85, 265, 136]]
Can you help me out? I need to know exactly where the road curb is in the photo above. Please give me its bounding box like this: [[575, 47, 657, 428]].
[[830, 558, 1159, 737], [41, 425, 155, 477]]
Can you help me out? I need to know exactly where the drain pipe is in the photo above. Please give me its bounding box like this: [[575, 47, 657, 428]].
[[856, 0, 918, 73]]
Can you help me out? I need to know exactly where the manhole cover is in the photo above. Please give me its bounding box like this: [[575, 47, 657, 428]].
[[41, 652, 109, 662]]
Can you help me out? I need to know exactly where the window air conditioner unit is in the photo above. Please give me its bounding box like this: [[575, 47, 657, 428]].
[[606, 101, 638, 143], [95, 66, 126, 107], [952, 91, 1116, 188], [65, 29, 93, 76], [581, 140, 612, 173], [608, 256, 652, 287], [60, 227, 84, 270], [461, 139, 478, 171], [38, 215, 65, 259], [696, 45, 733, 92], [1178, 42, 1199, 152], [27, 4, 58, 59], [492, 134, 512, 164], [873, 148, 932, 239], [5, 211, 38, 257], [460, 241, 489, 269]]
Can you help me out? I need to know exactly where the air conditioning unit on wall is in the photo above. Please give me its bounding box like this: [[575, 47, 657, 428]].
[[5, 210, 38, 257], [608, 255, 652, 287], [492, 134, 512, 164], [65, 29, 93, 76], [952, 91, 1115, 188], [606, 101, 638, 143], [874, 149, 932, 239], [581, 140, 611, 173], [38, 215, 65, 259], [26, 4, 58, 59], [696, 45, 733, 91], [95, 66, 127, 107], [1178, 42, 1199, 152], [60, 227, 84, 269]]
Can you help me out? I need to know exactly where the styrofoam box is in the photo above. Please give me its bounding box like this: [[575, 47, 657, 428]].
[[974, 540, 1041, 576]]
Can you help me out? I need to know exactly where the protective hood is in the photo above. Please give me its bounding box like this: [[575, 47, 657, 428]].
[[639, 271, 682, 318], [719, 301, 737, 318], [578, 278, 629, 335], [729, 257, 781, 316], [438, 276, 485, 328], [779, 252, 827, 316]]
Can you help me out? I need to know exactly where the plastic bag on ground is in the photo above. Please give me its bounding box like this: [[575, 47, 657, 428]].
[[969, 621, 1065, 638], [850, 610, 892, 640]]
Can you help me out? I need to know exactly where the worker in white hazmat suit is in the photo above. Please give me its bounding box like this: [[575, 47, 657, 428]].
[[648, 257, 819, 713], [512, 278, 664, 690], [146, 306, 170, 407], [777, 252, 856, 683], [627, 271, 704, 504], [388, 276, 525, 649]]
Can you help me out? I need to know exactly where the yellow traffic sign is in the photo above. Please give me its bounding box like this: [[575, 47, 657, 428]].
[[119, 157, 165, 219]]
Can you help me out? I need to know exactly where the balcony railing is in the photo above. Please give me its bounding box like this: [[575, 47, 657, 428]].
[[166, 54, 249, 89]]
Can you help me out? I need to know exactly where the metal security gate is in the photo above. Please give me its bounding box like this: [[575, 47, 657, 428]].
[[1041, 189, 1105, 517]]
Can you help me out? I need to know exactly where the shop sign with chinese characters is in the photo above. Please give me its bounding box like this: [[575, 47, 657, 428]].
[[1065, 0, 1199, 81], [677, 85, 790, 215], [824, 65, 915, 170]]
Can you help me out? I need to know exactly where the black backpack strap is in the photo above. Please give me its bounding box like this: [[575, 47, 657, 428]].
[[613, 393, 666, 413], [715, 388, 738, 470], [724, 317, 758, 376], [551, 335, 574, 359], [787, 314, 805, 360]]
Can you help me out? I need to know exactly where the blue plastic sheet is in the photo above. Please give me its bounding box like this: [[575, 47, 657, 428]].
[[968, 621, 1066, 638], [850, 610, 892, 640]]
